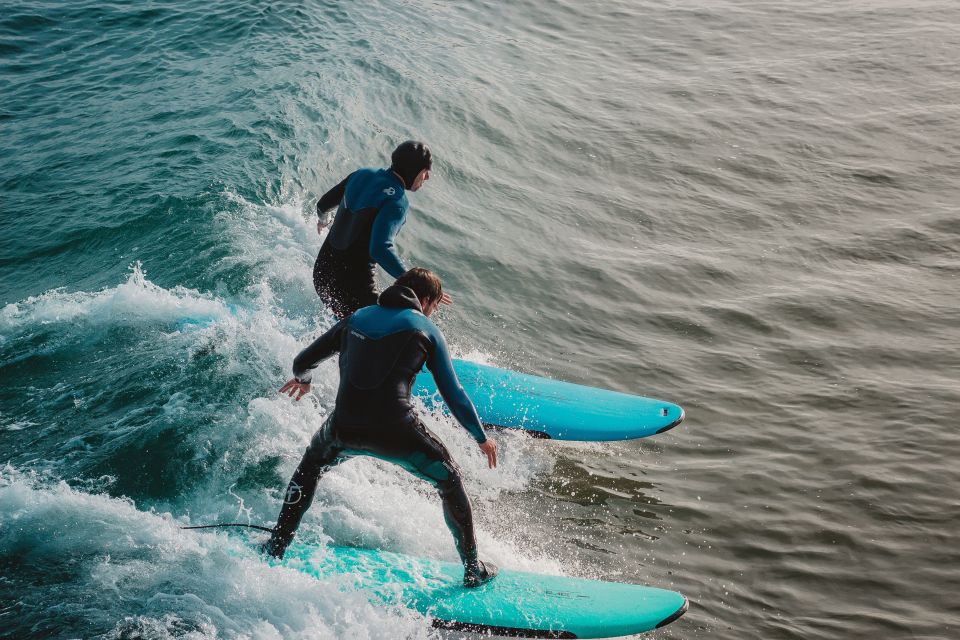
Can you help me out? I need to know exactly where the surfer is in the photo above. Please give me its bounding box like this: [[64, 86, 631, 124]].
[[261, 267, 499, 588], [313, 141, 453, 319]]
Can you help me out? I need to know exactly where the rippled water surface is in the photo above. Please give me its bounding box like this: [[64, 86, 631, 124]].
[[2, 1, 959, 638]]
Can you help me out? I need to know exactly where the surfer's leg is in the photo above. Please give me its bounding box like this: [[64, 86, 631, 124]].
[[335, 272, 378, 317], [313, 247, 377, 319], [312, 245, 333, 299], [313, 251, 349, 320], [262, 417, 344, 558], [341, 419, 497, 585], [404, 422, 497, 585], [433, 463, 476, 565], [315, 275, 376, 320]]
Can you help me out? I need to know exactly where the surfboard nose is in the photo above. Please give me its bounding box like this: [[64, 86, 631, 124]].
[[656, 406, 685, 434], [656, 597, 690, 629]]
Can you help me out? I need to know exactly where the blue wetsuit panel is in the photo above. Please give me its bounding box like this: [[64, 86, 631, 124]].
[[325, 168, 408, 275]]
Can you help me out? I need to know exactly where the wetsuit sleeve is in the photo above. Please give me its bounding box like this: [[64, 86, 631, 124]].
[[368, 200, 407, 279], [425, 328, 487, 444], [316, 173, 353, 214], [292, 319, 347, 383]]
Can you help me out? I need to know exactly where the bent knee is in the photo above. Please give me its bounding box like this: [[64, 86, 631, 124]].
[[414, 458, 461, 489], [436, 464, 468, 497], [303, 426, 339, 465]]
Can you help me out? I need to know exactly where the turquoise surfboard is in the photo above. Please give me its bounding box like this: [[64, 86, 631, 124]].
[[176, 310, 682, 441], [414, 359, 684, 441], [283, 544, 688, 638]]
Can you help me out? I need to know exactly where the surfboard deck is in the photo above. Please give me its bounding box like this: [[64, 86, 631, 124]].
[[414, 359, 684, 441], [281, 544, 688, 638]]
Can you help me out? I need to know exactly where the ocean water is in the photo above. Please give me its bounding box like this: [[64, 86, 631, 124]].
[[2, 0, 959, 638]]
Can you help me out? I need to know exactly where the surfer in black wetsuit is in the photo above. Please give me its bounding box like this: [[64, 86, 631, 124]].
[[313, 141, 453, 319], [261, 268, 498, 588]]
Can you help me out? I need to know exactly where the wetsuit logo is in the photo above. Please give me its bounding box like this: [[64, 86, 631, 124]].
[[349, 330, 367, 340], [284, 482, 302, 504], [383, 187, 396, 196]]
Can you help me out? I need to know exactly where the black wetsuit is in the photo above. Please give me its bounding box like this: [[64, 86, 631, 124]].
[[267, 284, 487, 565], [313, 168, 410, 319]]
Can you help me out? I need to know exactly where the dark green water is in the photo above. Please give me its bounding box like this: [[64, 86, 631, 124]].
[[2, 1, 959, 638]]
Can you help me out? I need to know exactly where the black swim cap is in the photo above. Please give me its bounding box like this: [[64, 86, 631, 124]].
[[390, 141, 432, 189]]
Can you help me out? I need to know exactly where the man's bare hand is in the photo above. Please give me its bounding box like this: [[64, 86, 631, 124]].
[[440, 292, 453, 305], [478, 438, 497, 469], [317, 219, 330, 236], [279, 378, 311, 401]]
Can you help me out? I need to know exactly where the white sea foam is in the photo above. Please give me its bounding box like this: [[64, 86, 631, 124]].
[[217, 188, 327, 317], [0, 263, 234, 332], [0, 468, 433, 640], [1, 186, 570, 638]]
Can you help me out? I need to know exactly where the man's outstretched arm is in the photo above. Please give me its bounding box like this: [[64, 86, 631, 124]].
[[316, 173, 353, 233], [426, 333, 497, 468], [369, 201, 407, 278], [292, 318, 347, 383], [426, 332, 486, 444], [317, 174, 352, 214], [281, 319, 347, 401]]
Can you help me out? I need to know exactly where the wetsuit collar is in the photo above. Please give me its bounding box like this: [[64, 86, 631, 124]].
[[378, 285, 422, 312], [385, 168, 408, 192]]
